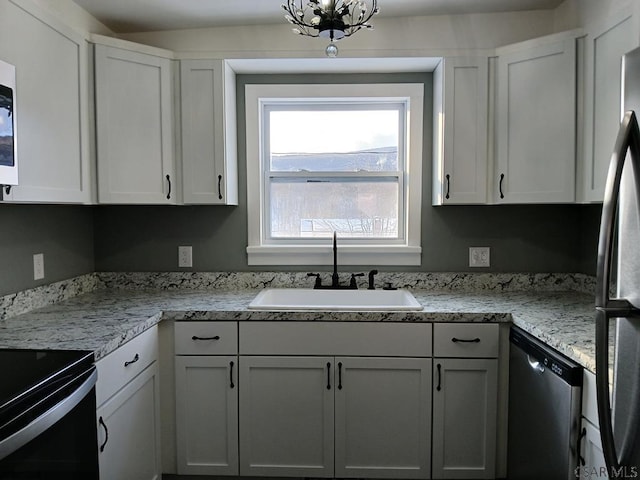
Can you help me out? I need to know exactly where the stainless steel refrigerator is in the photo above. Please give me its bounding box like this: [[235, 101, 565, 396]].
[[595, 45, 640, 471]]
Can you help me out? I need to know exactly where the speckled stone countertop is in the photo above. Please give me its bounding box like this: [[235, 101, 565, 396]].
[[0, 272, 600, 372]]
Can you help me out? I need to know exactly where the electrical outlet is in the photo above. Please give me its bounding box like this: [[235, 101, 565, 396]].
[[178, 246, 193, 268], [469, 247, 490, 268], [33, 253, 45, 280]]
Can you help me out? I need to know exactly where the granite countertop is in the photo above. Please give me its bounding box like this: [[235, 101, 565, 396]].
[[0, 284, 599, 371]]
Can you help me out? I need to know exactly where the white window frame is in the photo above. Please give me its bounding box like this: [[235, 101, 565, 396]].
[[245, 83, 423, 266]]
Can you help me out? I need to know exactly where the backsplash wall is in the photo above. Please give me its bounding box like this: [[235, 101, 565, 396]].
[[0, 205, 94, 296]]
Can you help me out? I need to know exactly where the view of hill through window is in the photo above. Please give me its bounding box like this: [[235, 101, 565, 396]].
[[267, 107, 402, 239]]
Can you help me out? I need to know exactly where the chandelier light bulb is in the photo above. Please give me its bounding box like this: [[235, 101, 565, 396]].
[[325, 42, 339, 57]]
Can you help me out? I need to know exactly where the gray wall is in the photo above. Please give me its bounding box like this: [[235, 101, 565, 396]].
[[0, 205, 94, 296], [93, 72, 603, 276]]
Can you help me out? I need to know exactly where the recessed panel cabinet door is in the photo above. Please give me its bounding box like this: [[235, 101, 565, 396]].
[[180, 59, 238, 205], [334, 357, 432, 479], [0, 1, 92, 203], [175, 355, 238, 475], [94, 44, 175, 204], [96, 362, 160, 480], [432, 358, 497, 479], [238, 356, 335, 478], [496, 34, 577, 203], [581, 9, 640, 202]]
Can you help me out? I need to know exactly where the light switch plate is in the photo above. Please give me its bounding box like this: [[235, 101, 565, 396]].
[[469, 247, 490, 268], [33, 253, 45, 280]]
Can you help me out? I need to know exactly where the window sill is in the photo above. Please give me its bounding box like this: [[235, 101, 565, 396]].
[[246, 245, 422, 266]]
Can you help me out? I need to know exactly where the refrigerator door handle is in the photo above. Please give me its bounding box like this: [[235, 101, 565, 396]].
[[596, 110, 640, 311], [595, 110, 640, 470]]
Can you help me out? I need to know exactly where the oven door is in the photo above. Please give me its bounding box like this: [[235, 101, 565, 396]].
[[0, 365, 98, 479]]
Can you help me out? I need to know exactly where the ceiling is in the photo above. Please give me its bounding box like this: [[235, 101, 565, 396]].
[[71, 0, 565, 34]]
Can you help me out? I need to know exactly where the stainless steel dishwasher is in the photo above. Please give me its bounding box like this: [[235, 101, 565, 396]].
[[507, 326, 583, 480]]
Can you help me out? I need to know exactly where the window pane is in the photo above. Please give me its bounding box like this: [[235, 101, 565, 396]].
[[269, 109, 399, 172], [270, 180, 399, 239]]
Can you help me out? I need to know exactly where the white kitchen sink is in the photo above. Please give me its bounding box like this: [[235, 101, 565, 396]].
[[248, 288, 423, 311]]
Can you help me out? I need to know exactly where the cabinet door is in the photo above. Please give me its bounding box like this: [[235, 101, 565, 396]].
[[96, 362, 160, 480], [580, 9, 640, 202], [0, 1, 92, 203], [496, 35, 576, 203], [432, 358, 497, 479], [334, 357, 432, 479], [180, 59, 238, 205], [95, 44, 175, 204], [433, 57, 488, 205], [578, 418, 606, 475], [238, 356, 334, 477], [175, 355, 238, 475]]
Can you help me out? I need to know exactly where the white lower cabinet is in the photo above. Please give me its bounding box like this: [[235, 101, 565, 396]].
[[579, 419, 606, 475], [238, 356, 335, 477], [432, 323, 499, 479], [174, 321, 239, 475], [334, 357, 432, 479], [175, 355, 238, 475], [96, 362, 161, 480], [238, 355, 432, 479], [432, 358, 498, 479], [95, 326, 161, 480]]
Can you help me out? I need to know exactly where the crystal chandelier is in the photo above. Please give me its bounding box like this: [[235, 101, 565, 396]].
[[282, 0, 379, 57]]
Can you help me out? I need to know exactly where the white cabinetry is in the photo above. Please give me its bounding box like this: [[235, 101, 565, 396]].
[[432, 323, 499, 479], [495, 32, 578, 203], [0, 0, 93, 203], [174, 321, 238, 475], [94, 37, 175, 204], [580, 8, 640, 202], [433, 57, 489, 205], [95, 326, 161, 480], [180, 59, 238, 205], [578, 370, 607, 474], [238, 322, 433, 479]]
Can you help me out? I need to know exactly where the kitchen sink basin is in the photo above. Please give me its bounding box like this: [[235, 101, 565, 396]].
[[248, 288, 423, 311]]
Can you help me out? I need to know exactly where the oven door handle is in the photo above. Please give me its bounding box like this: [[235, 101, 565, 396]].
[[0, 367, 97, 461]]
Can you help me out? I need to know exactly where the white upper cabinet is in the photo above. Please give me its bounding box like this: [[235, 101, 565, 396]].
[[579, 7, 640, 202], [94, 38, 176, 204], [495, 32, 579, 203], [433, 57, 489, 205], [0, 0, 93, 203], [180, 59, 238, 205]]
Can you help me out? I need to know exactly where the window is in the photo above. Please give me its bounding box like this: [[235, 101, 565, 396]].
[[246, 83, 423, 266]]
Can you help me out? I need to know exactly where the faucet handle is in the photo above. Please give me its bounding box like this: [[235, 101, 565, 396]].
[[307, 272, 322, 289], [349, 273, 365, 289]]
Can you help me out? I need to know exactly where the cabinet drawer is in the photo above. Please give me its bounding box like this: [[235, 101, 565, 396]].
[[240, 322, 432, 357], [96, 326, 158, 407], [175, 321, 238, 355], [433, 323, 499, 358]]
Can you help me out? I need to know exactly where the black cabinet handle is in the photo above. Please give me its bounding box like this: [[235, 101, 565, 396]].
[[445, 174, 450, 200], [98, 416, 109, 452], [578, 427, 586, 466], [166, 174, 172, 200], [218, 174, 223, 200], [192, 335, 220, 341], [124, 353, 139, 367], [4, 185, 10, 195], [229, 361, 235, 389], [452, 337, 481, 343], [338, 362, 343, 390], [499, 173, 505, 199], [436, 363, 442, 391], [327, 362, 331, 390]]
